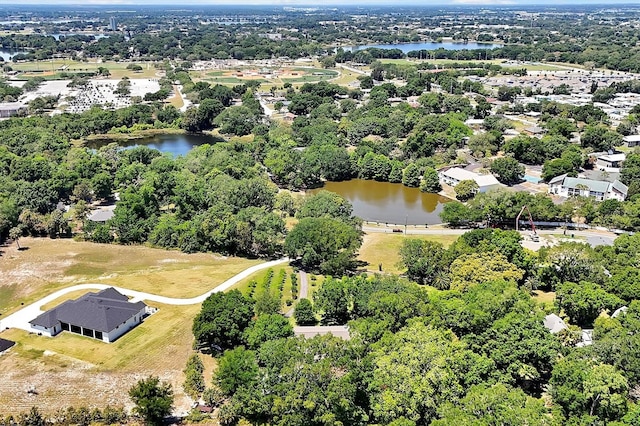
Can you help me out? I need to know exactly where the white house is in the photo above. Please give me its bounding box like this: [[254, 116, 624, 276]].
[[30, 288, 149, 343], [623, 135, 640, 148], [438, 167, 502, 193], [543, 313, 568, 334], [548, 174, 628, 202], [595, 153, 626, 171]]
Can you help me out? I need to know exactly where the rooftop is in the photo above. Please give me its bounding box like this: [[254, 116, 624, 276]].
[[30, 288, 146, 333], [293, 325, 351, 340]]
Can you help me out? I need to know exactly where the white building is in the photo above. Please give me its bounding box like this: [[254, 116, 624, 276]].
[[548, 174, 628, 202], [438, 167, 502, 193], [595, 152, 626, 171], [30, 288, 149, 343], [623, 135, 640, 148]]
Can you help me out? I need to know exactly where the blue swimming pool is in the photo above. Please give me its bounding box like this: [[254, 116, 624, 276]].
[[523, 175, 541, 183]]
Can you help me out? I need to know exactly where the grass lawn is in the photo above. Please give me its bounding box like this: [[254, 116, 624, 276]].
[[358, 232, 459, 274], [2, 302, 199, 372], [0, 237, 261, 316], [533, 290, 556, 308], [0, 237, 269, 413], [10, 60, 160, 79]]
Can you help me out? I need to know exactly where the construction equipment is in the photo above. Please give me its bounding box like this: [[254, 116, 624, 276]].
[[515, 205, 538, 241]]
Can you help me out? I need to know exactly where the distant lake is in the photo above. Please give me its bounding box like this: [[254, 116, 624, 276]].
[[0, 48, 27, 61], [310, 179, 450, 225], [49, 33, 110, 41], [344, 41, 501, 53], [86, 133, 223, 157]]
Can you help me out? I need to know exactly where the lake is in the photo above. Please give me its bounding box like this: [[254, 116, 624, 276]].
[[310, 179, 450, 225], [0, 49, 27, 62], [86, 133, 223, 157], [344, 41, 501, 53]]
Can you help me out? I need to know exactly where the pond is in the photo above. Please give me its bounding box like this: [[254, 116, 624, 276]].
[[310, 179, 451, 225], [0, 48, 27, 62], [343, 41, 501, 53], [85, 133, 223, 157]]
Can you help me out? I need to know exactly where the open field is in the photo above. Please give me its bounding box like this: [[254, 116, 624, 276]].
[[358, 232, 459, 274], [0, 237, 261, 317], [195, 66, 338, 87], [9, 60, 161, 79], [0, 238, 271, 414]]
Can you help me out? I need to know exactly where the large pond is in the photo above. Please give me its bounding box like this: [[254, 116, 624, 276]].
[[86, 133, 223, 157], [344, 41, 501, 53], [310, 179, 450, 225]]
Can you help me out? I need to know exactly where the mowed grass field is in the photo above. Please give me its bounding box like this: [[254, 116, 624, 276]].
[[0, 237, 270, 413], [10, 60, 161, 79], [0, 237, 262, 317], [358, 232, 459, 274]]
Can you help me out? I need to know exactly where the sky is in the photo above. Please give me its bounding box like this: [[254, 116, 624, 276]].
[[4, 0, 640, 5]]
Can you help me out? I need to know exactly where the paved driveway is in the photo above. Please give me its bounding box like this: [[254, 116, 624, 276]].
[[0, 258, 289, 334]]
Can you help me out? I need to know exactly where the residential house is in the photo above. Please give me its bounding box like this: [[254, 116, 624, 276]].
[[438, 167, 502, 193], [30, 288, 149, 343], [595, 152, 626, 171], [623, 135, 640, 148], [548, 174, 628, 201]]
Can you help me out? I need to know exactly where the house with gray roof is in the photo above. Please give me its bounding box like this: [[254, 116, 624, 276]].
[[30, 288, 148, 343], [548, 174, 628, 201]]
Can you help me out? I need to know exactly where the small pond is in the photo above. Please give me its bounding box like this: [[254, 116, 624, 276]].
[[310, 179, 451, 225]]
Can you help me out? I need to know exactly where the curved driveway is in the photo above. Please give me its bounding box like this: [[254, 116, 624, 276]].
[[0, 258, 289, 333]]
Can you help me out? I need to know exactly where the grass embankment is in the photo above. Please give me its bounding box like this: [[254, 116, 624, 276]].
[[358, 232, 459, 274]]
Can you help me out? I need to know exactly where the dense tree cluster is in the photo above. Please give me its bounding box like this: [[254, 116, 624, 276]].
[[192, 229, 640, 425]]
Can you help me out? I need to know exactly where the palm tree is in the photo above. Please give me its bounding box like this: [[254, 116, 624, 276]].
[[9, 226, 22, 250]]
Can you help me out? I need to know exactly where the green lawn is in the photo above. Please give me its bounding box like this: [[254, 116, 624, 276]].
[[358, 232, 460, 274]]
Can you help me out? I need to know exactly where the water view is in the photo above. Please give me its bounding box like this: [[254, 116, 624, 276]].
[[86, 133, 222, 157], [310, 179, 450, 225], [0, 49, 27, 61], [344, 41, 501, 53]]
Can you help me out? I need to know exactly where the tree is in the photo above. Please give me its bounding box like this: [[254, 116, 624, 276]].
[[294, 298, 316, 325], [244, 314, 293, 349], [440, 201, 481, 226], [398, 239, 448, 287], [420, 167, 441, 193], [555, 281, 624, 326], [454, 179, 479, 201], [214, 346, 259, 396], [297, 190, 354, 223], [192, 290, 255, 352], [581, 124, 623, 151], [551, 358, 629, 422], [491, 157, 524, 185], [314, 277, 350, 325], [183, 353, 205, 400], [368, 322, 495, 425], [433, 383, 553, 426], [620, 153, 640, 187], [472, 312, 561, 393], [284, 217, 362, 275], [449, 252, 524, 291], [402, 163, 421, 187], [129, 376, 174, 426], [9, 226, 22, 249]]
